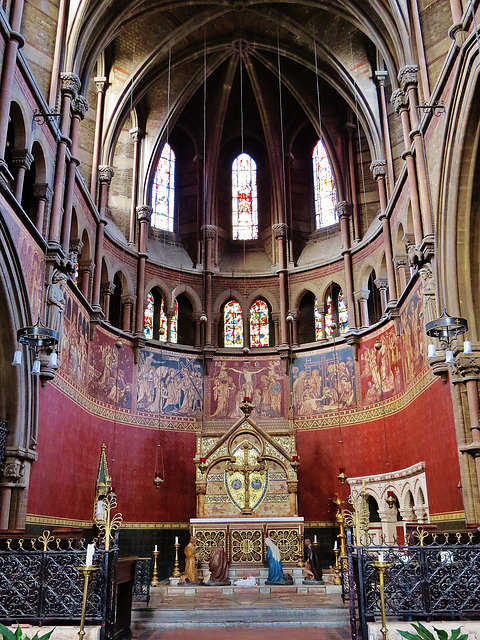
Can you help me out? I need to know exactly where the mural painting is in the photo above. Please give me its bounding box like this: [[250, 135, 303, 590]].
[[88, 329, 133, 409], [136, 349, 203, 416], [399, 289, 426, 385], [62, 291, 89, 387], [291, 347, 356, 417], [360, 326, 402, 406], [19, 234, 44, 321], [208, 358, 285, 420]]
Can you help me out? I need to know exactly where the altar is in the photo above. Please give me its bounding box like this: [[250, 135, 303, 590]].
[[192, 399, 303, 567]]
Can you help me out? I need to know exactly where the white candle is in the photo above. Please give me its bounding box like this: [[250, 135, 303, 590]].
[[378, 552, 384, 563], [175, 536, 179, 545], [298, 526, 301, 534], [334, 541, 337, 550], [314, 535, 318, 543], [154, 545, 158, 552], [86, 543, 95, 566]]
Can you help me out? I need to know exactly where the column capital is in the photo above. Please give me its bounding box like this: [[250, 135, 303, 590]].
[[121, 294, 136, 306], [98, 165, 115, 184], [374, 277, 389, 291], [354, 288, 370, 302], [94, 76, 108, 92], [375, 70, 389, 86], [78, 259, 94, 272], [60, 72, 81, 99], [136, 204, 153, 222], [129, 127, 144, 142], [202, 224, 217, 239], [11, 149, 33, 169], [33, 182, 52, 202], [450, 355, 480, 384], [393, 254, 408, 269], [101, 282, 116, 296], [335, 201, 351, 219], [398, 64, 419, 91], [71, 95, 89, 120], [69, 238, 83, 254], [391, 88, 409, 114], [370, 159, 387, 180], [272, 222, 288, 238]]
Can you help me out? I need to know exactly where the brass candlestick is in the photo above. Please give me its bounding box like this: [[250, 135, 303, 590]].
[[330, 547, 341, 585], [297, 532, 304, 568], [172, 542, 181, 578], [77, 565, 99, 640], [372, 560, 393, 640], [150, 549, 160, 587]]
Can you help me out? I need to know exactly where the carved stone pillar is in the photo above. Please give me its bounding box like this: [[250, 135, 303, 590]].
[[48, 72, 80, 249], [11, 149, 33, 203], [375, 277, 389, 315], [212, 313, 220, 348], [202, 225, 216, 347], [79, 259, 93, 301], [272, 312, 280, 347], [32, 183, 52, 235], [287, 481, 298, 517], [195, 313, 202, 347], [98, 165, 114, 218], [0, 0, 25, 180], [337, 202, 356, 329], [344, 123, 361, 241], [398, 65, 434, 242], [128, 127, 144, 245], [101, 282, 115, 320], [374, 71, 395, 196], [92, 219, 107, 312], [135, 205, 152, 335], [61, 95, 88, 253], [394, 254, 408, 295], [122, 295, 135, 333], [371, 160, 397, 306], [90, 76, 107, 200], [273, 223, 289, 345], [391, 88, 423, 247], [355, 289, 370, 328], [288, 310, 298, 347]]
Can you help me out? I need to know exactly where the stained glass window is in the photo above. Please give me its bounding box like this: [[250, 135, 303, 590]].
[[151, 142, 175, 231], [170, 299, 178, 343], [314, 298, 322, 341], [232, 153, 258, 240], [338, 289, 349, 334], [325, 295, 334, 340], [313, 139, 337, 229], [324, 287, 349, 339], [250, 299, 269, 347], [224, 300, 243, 347], [144, 292, 154, 339], [143, 291, 169, 341]]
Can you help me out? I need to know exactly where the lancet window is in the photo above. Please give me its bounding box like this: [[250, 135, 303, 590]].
[[232, 153, 258, 240], [314, 298, 323, 341], [313, 139, 337, 229], [250, 299, 269, 347], [144, 291, 177, 342], [325, 285, 348, 339], [151, 142, 175, 231], [224, 300, 243, 347]]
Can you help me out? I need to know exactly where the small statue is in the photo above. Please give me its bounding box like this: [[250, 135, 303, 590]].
[[46, 270, 68, 350], [184, 536, 199, 584], [303, 538, 323, 584], [265, 537, 291, 585], [206, 543, 230, 585]]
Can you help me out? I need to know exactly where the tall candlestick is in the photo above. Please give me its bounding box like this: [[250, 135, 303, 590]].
[[314, 535, 318, 543], [175, 536, 179, 545], [85, 543, 95, 566], [334, 540, 337, 550], [154, 544, 158, 552]]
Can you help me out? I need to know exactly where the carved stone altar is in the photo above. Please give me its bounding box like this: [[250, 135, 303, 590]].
[[192, 400, 302, 567]]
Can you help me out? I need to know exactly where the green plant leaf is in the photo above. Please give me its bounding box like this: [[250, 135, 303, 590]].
[[37, 631, 55, 640], [14, 627, 22, 640], [397, 630, 421, 640], [0, 623, 18, 640], [433, 628, 448, 640], [412, 623, 436, 640]]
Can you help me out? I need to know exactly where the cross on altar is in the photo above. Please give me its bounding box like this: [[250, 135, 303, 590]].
[[227, 441, 266, 515]]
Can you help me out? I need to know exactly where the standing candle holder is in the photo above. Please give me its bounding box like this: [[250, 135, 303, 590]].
[[371, 560, 393, 640], [330, 547, 342, 585], [77, 565, 99, 640], [171, 542, 181, 578], [150, 549, 160, 587]]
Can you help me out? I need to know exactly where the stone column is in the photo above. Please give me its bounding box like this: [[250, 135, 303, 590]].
[[135, 205, 152, 335], [337, 202, 356, 329], [48, 73, 81, 249], [289, 310, 298, 347], [202, 225, 216, 347], [344, 123, 361, 241], [11, 149, 33, 203], [90, 76, 107, 200], [101, 282, 115, 320], [375, 71, 395, 195], [195, 313, 202, 347], [273, 223, 289, 345], [394, 254, 408, 294], [375, 277, 389, 315], [128, 127, 143, 245], [92, 220, 107, 312], [69, 239, 83, 276], [0, 0, 25, 183], [391, 88, 423, 247], [98, 165, 114, 218], [122, 295, 135, 333], [78, 260, 93, 301], [371, 160, 398, 306], [32, 183, 52, 235], [355, 289, 370, 328], [61, 95, 89, 253]]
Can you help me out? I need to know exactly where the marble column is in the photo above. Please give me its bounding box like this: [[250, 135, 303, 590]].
[[355, 289, 370, 328], [79, 259, 93, 301], [375, 277, 389, 315], [374, 71, 395, 195], [90, 76, 107, 200], [394, 254, 408, 295], [11, 149, 33, 203], [135, 205, 152, 335], [32, 183, 52, 235], [273, 223, 289, 345], [371, 160, 397, 305], [122, 295, 135, 333], [202, 225, 216, 347], [337, 202, 356, 329], [344, 123, 361, 241], [101, 282, 115, 320], [92, 219, 107, 312], [128, 127, 144, 245]]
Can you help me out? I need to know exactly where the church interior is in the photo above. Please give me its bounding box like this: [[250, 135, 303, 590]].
[[2, 0, 480, 616]]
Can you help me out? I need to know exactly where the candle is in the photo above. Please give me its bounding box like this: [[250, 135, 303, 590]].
[[175, 536, 179, 545], [298, 526, 301, 534], [314, 535, 317, 543], [86, 543, 95, 566], [334, 541, 337, 551], [378, 552, 384, 563], [154, 545, 158, 552]]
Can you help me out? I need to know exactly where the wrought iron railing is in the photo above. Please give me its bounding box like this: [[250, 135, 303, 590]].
[[133, 557, 151, 604], [0, 533, 118, 640]]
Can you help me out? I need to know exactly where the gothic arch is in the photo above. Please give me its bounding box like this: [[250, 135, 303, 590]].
[[171, 283, 202, 316]]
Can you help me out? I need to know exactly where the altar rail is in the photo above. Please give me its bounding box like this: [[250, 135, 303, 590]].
[[344, 528, 480, 640], [0, 534, 118, 640]]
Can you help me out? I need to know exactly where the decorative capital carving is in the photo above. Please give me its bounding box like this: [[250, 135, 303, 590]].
[[374, 277, 389, 291], [94, 76, 107, 92], [393, 254, 408, 269], [69, 239, 83, 255], [71, 95, 89, 119], [11, 149, 33, 169], [335, 201, 351, 219], [450, 355, 480, 383], [98, 165, 115, 184], [121, 294, 135, 306], [33, 182, 52, 202], [101, 282, 116, 296], [272, 222, 288, 238], [136, 204, 152, 222], [202, 224, 217, 240], [354, 288, 370, 302], [60, 72, 81, 99], [129, 127, 144, 142], [3, 460, 23, 482], [398, 64, 419, 91], [375, 70, 388, 86], [78, 259, 94, 272], [370, 159, 387, 180], [391, 88, 409, 114]]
